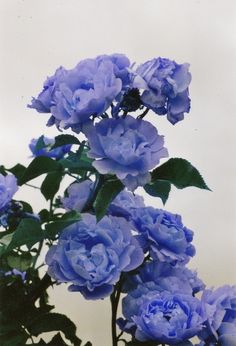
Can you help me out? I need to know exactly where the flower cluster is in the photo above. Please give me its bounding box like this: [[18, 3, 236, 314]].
[[26, 54, 236, 345], [29, 54, 191, 190]]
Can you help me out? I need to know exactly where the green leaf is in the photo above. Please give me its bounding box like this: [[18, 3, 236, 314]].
[[0, 330, 28, 346], [7, 219, 43, 251], [60, 153, 94, 171], [7, 164, 26, 181], [44, 212, 81, 240], [19, 157, 62, 185], [18, 200, 33, 213], [41, 171, 63, 201], [94, 179, 124, 221], [151, 158, 210, 190], [38, 209, 50, 223], [7, 253, 33, 271], [35, 135, 47, 151], [28, 313, 81, 346], [51, 134, 81, 149], [144, 180, 171, 204]]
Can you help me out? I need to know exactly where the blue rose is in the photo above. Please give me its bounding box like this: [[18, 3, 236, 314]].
[[29, 54, 131, 132], [131, 207, 195, 265], [46, 214, 144, 299], [121, 286, 205, 344], [28, 66, 66, 113], [109, 190, 145, 219], [199, 285, 236, 344], [84, 115, 168, 191], [29, 135, 71, 159], [0, 174, 18, 213], [122, 261, 205, 296], [134, 57, 191, 124], [61, 180, 94, 212]]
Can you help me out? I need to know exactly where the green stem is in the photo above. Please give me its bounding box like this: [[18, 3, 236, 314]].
[[32, 240, 44, 269], [138, 108, 149, 119], [110, 280, 122, 346]]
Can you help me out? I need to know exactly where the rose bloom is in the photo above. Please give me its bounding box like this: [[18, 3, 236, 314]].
[[46, 214, 144, 299], [84, 115, 168, 191]]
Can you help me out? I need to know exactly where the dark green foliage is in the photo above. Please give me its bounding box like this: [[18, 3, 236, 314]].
[[151, 158, 210, 190], [7, 219, 43, 251], [19, 157, 62, 185], [94, 178, 124, 220], [50, 134, 81, 149], [144, 180, 171, 204], [41, 171, 64, 201]]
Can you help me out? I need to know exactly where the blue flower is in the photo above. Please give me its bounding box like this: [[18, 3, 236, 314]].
[[199, 285, 236, 344], [29, 136, 71, 159], [29, 54, 131, 132], [134, 57, 191, 124], [5, 269, 26, 282], [84, 115, 168, 191], [131, 207, 195, 264], [122, 261, 205, 296], [46, 214, 144, 299], [109, 190, 145, 219], [121, 285, 205, 344], [0, 174, 18, 213], [28, 66, 66, 113], [61, 180, 94, 212]]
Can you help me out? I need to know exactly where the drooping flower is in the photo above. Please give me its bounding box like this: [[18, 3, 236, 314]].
[[61, 180, 94, 212], [134, 57, 191, 124], [84, 115, 168, 191], [0, 174, 18, 213], [29, 54, 131, 132], [131, 207, 195, 265], [29, 136, 71, 159], [46, 214, 144, 299], [199, 285, 236, 344]]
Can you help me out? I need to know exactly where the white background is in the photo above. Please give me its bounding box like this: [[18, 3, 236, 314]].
[[0, 1, 236, 345]]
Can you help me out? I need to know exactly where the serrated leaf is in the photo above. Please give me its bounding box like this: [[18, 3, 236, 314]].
[[41, 171, 63, 201], [28, 313, 81, 346], [51, 134, 80, 149], [144, 180, 171, 204], [94, 179, 124, 221], [7, 253, 32, 271], [7, 164, 26, 181], [151, 158, 210, 190], [19, 157, 62, 185], [7, 219, 43, 251], [44, 212, 81, 240]]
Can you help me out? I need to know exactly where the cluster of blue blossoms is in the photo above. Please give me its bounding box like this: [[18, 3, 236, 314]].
[[2, 53, 232, 345], [28, 53, 191, 191], [48, 181, 235, 346]]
